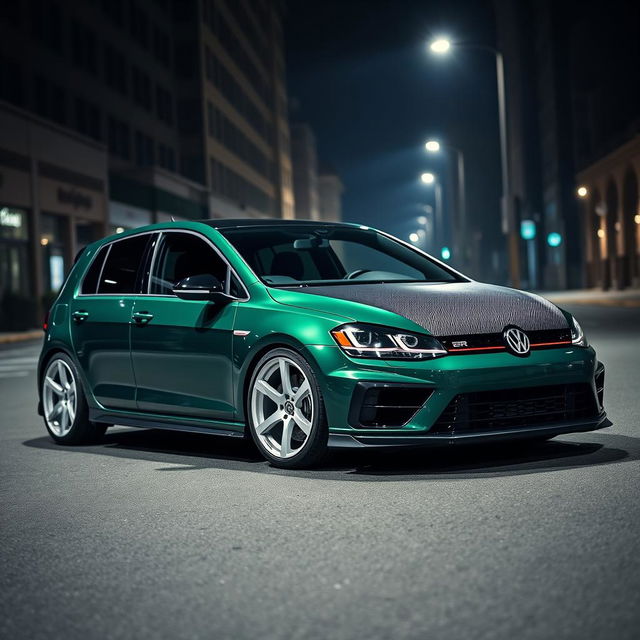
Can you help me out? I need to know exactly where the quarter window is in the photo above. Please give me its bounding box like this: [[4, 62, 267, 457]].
[[80, 245, 108, 294], [97, 234, 150, 294], [149, 232, 228, 295]]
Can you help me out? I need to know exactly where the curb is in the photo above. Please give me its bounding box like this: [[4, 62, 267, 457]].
[[0, 330, 43, 345]]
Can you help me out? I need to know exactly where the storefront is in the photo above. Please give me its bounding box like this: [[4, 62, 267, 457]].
[[0, 103, 108, 329]]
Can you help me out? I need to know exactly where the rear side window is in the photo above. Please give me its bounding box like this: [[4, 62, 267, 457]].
[[80, 246, 108, 294], [97, 235, 150, 294]]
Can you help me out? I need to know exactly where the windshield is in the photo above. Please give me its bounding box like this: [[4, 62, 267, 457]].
[[219, 225, 462, 286]]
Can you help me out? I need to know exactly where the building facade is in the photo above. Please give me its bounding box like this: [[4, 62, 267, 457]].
[[0, 102, 108, 329], [0, 0, 294, 327], [317, 171, 343, 223], [493, 0, 639, 290], [290, 124, 319, 220], [578, 139, 640, 290]]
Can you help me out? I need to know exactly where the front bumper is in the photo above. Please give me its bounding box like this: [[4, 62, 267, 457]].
[[306, 344, 608, 447]]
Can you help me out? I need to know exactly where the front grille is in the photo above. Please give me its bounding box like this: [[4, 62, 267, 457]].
[[439, 328, 571, 354], [430, 383, 598, 434], [353, 385, 433, 428]]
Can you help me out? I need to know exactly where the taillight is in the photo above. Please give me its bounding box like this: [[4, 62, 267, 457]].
[[43, 309, 50, 332]]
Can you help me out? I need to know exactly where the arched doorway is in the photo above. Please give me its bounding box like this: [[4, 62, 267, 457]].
[[622, 168, 639, 287], [605, 179, 619, 289]]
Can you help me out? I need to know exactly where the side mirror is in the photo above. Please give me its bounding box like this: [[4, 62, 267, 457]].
[[172, 274, 227, 302]]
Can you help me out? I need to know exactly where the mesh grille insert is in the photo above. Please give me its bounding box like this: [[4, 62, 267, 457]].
[[431, 383, 598, 434]]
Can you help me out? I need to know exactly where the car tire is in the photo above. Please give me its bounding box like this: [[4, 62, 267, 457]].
[[247, 347, 328, 469], [41, 353, 107, 445]]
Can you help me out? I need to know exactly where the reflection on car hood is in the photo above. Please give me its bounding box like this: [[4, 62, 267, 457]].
[[281, 281, 569, 335]]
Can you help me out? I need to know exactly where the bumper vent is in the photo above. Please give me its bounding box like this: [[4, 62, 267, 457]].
[[350, 385, 433, 428], [431, 383, 599, 435]]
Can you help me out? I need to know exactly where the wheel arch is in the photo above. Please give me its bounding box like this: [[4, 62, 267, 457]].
[[237, 334, 324, 427]]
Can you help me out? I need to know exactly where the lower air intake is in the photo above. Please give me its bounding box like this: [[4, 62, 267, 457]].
[[431, 383, 599, 435]]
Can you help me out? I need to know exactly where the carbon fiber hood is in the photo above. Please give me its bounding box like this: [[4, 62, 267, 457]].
[[283, 282, 569, 335]]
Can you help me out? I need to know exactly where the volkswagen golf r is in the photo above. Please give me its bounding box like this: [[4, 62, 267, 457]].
[[38, 220, 608, 468]]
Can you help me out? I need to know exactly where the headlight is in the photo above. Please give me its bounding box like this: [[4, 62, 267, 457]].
[[570, 316, 587, 346], [331, 323, 447, 360]]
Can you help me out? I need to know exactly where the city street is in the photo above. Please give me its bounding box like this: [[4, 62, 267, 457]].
[[1, 303, 638, 640]]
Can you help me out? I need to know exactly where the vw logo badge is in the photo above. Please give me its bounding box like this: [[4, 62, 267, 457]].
[[503, 326, 530, 356]]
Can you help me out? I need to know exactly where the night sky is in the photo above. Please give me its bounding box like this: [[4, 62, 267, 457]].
[[285, 0, 503, 271]]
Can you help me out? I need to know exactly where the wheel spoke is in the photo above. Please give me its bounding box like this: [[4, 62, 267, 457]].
[[280, 418, 293, 457], [58, 361, 69, 389], [279, 359, 293, 396], [255, 409, 283, 436], [47, 401, 63, 421], [293, 379, 310, 405], [293, 410, 312, 436], [45, 376, 64, 395], [255, 379, 283, 404], [60, 406, 69, 432], [67, 400, 76, 423]]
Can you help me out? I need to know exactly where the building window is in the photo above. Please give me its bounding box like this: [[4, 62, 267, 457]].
[[0, 53, 24, 107], [32, 0, 63, 53], [134, 131, 154, 167], [129, 1, 149, 49], [104, 44, 128, 95], [153, 25, 171, 68], [102, 0, 124, 27], [203, 46, 271, 143], [158, 143, 176, 172], [156, 85, 173, 125], [108, 116, 130, 160], [209, 158, 273, 215], [75, 97, 101, 141], [132, 66, 152, 111], [71, 20, 97, 74], [207, 105, 270, 178]]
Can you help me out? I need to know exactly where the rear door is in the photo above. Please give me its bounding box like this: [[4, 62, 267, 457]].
[[130, 230, 239, 420], [70, 233, 155, 410]]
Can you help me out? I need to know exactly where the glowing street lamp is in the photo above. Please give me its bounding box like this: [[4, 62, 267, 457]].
[[424, 140, 440, 152], [429, 38, 451, 54], [409, 232, 420, 243], [420, 172, 435, 185], [577, 186, 588, 198]]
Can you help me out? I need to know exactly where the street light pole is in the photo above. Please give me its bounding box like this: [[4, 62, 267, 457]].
[[425, 140, 467, 270], [429, 39, 520, 286], [494, 51, 519, 288]]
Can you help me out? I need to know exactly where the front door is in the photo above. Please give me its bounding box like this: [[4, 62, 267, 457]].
[[130, 231, 236, 420], [70, 233, 153, 410]]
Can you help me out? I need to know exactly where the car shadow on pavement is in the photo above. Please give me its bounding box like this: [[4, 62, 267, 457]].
[[23, 427, 640, 481]]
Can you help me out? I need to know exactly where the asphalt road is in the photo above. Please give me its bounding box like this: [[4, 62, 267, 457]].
[[1, 304, 639, 640]]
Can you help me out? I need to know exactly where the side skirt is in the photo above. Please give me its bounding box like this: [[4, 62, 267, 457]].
[[89, 408, 246, 438]]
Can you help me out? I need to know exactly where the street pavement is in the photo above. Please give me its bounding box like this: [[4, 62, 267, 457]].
[[1, 304, 638, 640]]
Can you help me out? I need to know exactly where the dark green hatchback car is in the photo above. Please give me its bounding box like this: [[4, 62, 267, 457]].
[[38, 219, 608, 468]]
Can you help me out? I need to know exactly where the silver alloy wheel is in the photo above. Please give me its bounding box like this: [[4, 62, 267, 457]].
[[250, 356, 313, 459], [42, 359, 77, 437]]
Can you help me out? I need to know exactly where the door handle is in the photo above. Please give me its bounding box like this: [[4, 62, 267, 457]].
[[72, 310, 89, 323], [132, 311, 154, 325]]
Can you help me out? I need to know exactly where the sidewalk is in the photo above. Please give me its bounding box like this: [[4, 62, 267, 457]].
[[540, 288, 640, 307], [0, 329, 43, 345]]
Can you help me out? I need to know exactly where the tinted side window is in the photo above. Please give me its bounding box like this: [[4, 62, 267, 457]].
[[81, 245, 108, 294], [98, 234, 150, 294], [150, 232, 228, 295]]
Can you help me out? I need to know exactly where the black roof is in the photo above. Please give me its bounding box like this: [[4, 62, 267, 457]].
[[203, 218, 354, 230]]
